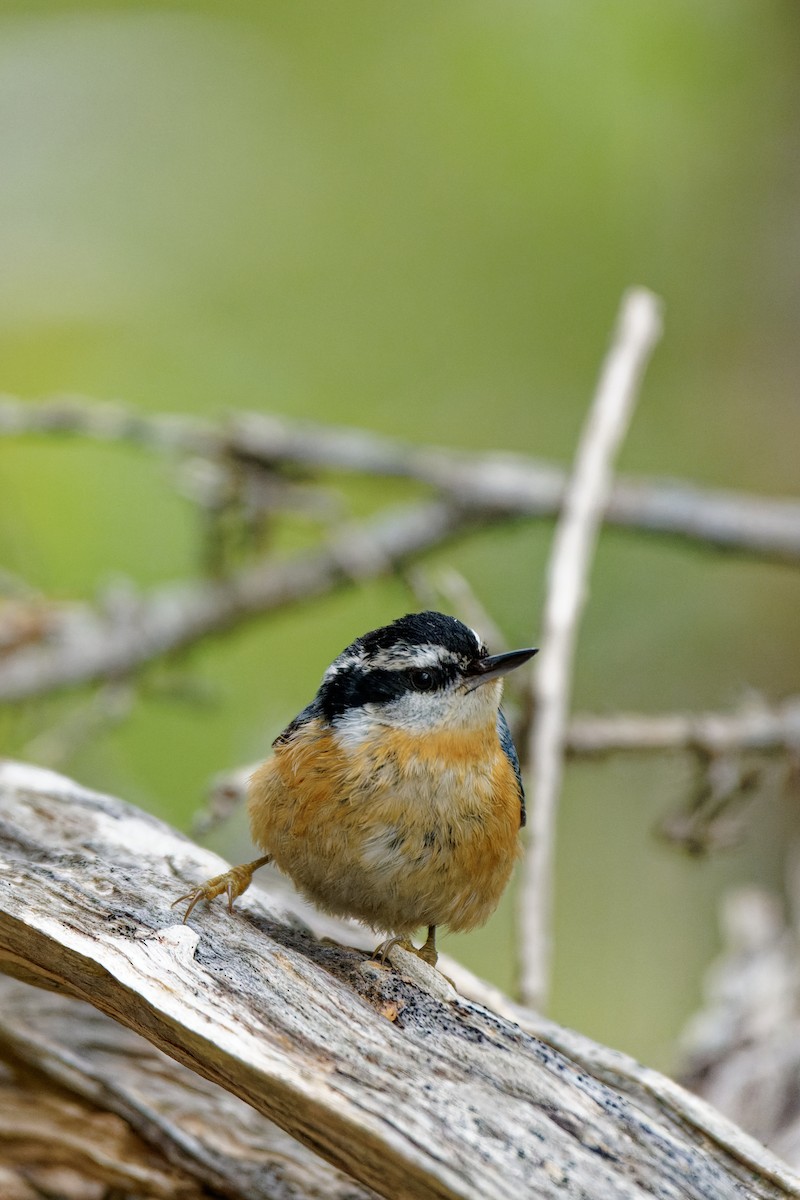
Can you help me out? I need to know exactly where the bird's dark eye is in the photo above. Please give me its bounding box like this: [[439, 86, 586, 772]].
[[409, 668, 436, 692]]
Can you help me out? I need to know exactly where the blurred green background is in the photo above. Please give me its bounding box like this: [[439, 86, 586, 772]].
[[1, 1, 799, 1071]]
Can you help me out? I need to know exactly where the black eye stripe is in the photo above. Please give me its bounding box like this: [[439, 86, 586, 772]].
[[319, 664, 452, 718]]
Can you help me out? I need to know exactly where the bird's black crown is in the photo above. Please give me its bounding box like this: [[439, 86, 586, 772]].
[[356, 611, 484, 662], [316, 611, 485, 721]]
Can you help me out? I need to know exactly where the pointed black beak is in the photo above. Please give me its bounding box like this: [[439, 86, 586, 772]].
[[463, 646, 538, 690]]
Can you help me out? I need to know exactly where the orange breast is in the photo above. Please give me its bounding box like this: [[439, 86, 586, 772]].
[[247, 716, 522, 934]]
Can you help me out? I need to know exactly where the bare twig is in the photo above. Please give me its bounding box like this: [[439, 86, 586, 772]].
[[431, 567, 509, 653], [519, 288, 663, 1011], [565, 696, 800, 757], [0, 501, 476, 704], [567, 697, 800, 854], [657, 761, 765, 855], [2, 395, 800, 562]]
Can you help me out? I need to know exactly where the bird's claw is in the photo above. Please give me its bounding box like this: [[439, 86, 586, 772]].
[[172, 859, 267, 923], [372, 936, 414, 964], [373, 934, 438, 968], [172, 871, 231, 923]]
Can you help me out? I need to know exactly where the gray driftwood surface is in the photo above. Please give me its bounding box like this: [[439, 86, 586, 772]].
[[0, 759, 798, 1200]]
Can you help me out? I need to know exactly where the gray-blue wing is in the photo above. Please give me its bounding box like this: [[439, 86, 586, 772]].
[[497, 708, 525, 828]]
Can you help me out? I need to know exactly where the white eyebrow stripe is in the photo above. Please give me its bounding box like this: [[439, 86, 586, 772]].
[[323, 651, 363, 680], [367, 643, 460, 670]]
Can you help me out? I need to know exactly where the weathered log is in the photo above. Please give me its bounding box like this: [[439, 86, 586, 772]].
[[0, 1053, 209, 1199], [0, 759, 797, 1200], [0, 977, 376, 1199]]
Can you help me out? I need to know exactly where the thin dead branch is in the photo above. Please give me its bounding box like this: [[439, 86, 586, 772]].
[[2, 394, 800, 562], [567, 698, 800, 855], [0, 501, 475, 704], [519, 287, 663, 1011], [565, 697, 800, 757]]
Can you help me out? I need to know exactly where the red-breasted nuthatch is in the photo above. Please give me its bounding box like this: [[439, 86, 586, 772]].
[[176, 611, 537, 967]]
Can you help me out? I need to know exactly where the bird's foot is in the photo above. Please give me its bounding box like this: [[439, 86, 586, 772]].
[[372, 935, 415, 964], [172, 854, 272, 923], [416, 937, 438, 968], [373, 925, 439, 968]]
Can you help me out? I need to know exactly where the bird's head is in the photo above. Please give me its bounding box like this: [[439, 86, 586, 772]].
[[316, 611, 536, 741]]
